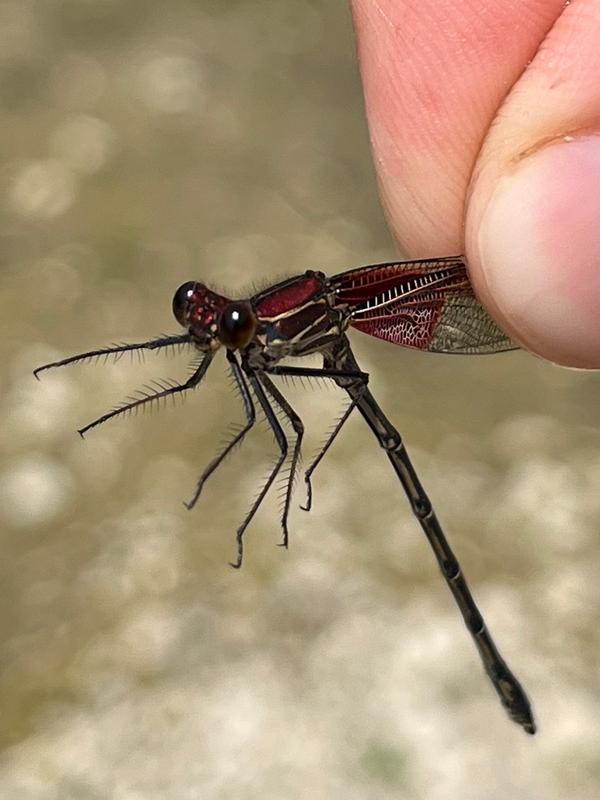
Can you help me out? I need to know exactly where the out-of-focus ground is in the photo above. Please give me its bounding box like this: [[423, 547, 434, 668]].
[[1, 2, 600, 798]]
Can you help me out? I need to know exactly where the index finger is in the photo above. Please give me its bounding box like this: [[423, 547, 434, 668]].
[[350, 0, 564, 254]]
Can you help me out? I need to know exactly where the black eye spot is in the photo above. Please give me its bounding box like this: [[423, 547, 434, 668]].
[[172, 282, 196, 326], [218, 302, 256, 349]]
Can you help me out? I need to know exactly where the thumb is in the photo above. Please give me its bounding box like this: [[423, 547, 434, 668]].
[[466, 2, 600, 369]]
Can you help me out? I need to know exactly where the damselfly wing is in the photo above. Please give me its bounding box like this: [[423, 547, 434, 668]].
[[330, 255, 514, 354]]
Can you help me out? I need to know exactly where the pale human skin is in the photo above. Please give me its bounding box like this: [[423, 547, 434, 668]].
[[351, 0, 600, 368]]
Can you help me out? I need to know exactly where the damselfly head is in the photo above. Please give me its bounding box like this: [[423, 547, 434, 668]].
[[172, 281, 231, 351], [172, 282, 257, 352]]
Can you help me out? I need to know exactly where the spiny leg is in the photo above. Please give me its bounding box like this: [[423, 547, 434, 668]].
[[78, 355, 212, 436], [33, 333, 191, 378], [229, 371, 288, 570], [267, 364, 368, 511], [333, 342, 535, 734], [258, 373, 304, 549], [300, 397, 357, 512], [185, 350, 256, 510]]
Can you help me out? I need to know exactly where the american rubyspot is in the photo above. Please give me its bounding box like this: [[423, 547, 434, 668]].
[[34, 255, 535, 734]]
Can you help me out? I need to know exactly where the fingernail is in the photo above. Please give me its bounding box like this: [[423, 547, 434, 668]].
[[476, 136, 600, 368]]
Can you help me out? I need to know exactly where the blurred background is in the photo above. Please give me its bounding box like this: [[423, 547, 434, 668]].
[[1, 2, 600, 798]]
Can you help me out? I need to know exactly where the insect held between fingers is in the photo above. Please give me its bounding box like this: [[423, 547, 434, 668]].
[[35, 255, 535, 734]]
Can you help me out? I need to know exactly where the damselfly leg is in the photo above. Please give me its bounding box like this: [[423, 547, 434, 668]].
[[185, 351, 256, 511], [267, 364, 368, 511], [228, 370, 289, 569], [258, 372, 304, 550], [33, 334, 191, 379], [77, 357, 212, 437]]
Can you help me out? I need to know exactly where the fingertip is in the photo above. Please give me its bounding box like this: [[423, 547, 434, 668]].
[[467, 136, 600, 368]]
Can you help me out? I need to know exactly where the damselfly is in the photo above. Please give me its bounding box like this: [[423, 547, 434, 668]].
[[35, 255, 535, 734]]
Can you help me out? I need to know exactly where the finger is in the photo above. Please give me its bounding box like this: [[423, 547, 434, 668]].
[[350, 0, 564, 253], [466, 0, 600, 368]]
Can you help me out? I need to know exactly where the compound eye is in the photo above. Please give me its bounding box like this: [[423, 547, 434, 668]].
[[218, 302, 256, 350], [172, 282, 197, 326]]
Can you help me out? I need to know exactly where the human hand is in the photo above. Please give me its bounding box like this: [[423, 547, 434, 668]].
[[351, 0, 600, 368]]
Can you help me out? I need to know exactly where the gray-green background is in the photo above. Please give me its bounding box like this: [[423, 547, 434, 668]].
[[2, 2, 600, 798]]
